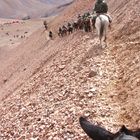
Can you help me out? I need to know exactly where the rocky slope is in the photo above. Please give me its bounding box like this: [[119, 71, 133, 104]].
[[0, 0, 140, 139], [108, 0, 140, 127]]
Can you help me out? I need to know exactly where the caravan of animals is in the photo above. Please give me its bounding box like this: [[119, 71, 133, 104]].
[[44, 0, 111, 47], [44, 11, 111, 48]]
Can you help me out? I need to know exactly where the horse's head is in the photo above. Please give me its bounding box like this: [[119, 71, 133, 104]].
[[119, 125, 140, 139], [79, 117, 114, 140], [114, 133, 139, 140], [79, 117, 140, 140]]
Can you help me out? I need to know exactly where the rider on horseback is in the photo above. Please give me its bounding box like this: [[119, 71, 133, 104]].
[[94, 0, 108, 14], [92, 0, 112, 28]]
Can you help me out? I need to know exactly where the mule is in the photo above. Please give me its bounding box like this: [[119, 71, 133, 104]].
[[92, 14, 110, 48], [79, 117, 140, 140]]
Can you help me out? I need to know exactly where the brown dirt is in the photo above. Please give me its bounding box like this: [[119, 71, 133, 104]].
[[0, 0, 140, 139]]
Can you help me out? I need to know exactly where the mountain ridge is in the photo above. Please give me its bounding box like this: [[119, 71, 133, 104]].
[[0, 0, 73, 19]]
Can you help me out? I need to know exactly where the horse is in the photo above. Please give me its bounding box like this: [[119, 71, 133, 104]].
[[91, 14, 110, 48], [79, 117, 114, 140], [114, 133, 139, 140], [119, 125, 140, 139], [79, 117, 140, 140]]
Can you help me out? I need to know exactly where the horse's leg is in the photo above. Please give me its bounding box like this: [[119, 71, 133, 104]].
[[102, 36, 107, 48], [100, 38, 102, 47], [98, 24, 102, 47], [104, 35, 107, 47], [71, 29, 73, 33], [104, 23, 109, 47], [99, 31, 102, 47]]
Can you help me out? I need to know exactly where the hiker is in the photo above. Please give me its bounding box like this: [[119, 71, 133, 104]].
[[49, 31, 53, 38], [93, 0, 108, 14], [43, 20, 48, 30]]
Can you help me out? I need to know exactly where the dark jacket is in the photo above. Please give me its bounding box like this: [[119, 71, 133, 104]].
[[94, 1, 108, 13]]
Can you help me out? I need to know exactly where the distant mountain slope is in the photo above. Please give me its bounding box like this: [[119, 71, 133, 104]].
[[39, 0, 73, 5], [0, 0, 73, 19]]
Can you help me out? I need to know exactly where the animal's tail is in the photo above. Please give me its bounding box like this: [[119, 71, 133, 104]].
[[99, 17, 105, 40]]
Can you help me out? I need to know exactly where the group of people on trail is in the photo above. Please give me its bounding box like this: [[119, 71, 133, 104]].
[[57, 0, 111, 37], [57, 12, 92, 37], [43, 0, 111, 39]]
